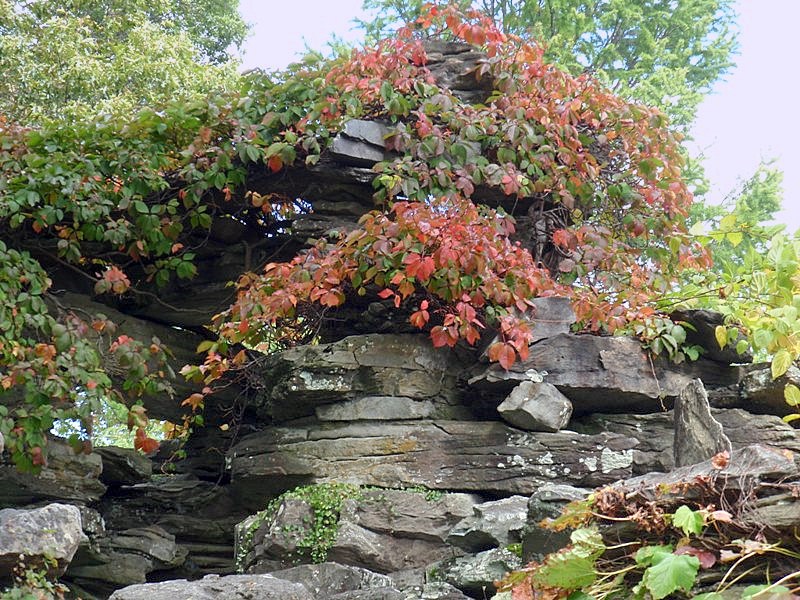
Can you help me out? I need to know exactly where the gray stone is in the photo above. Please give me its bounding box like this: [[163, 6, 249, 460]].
[[523, 485, 590, 561], [270, 562, 393, 596], [328, 521, 459, 573], [433, 548, 522, 597], [236, 498, 315, 572], [316, 396, 437, 421], [528, 297, 576, 342], [340, 490, 480, 543], [617, 444, 797, 500], [0, 439, 105, 506], [108, 574, 314, 600], [447, 496, 528, 552], [674, 379, 732, 468], [573, 408, 800, 475], [96, 446, 153, 486], [229, 421, 639, 497], [331, 590, 405, 600], [66, 526, 185, 590], [469, 333, 741, 415], [253, 334, 461, 422], [497, 381, 572, 432], [405, 582, 473, 599], [738, 364, 800, 416], [0, 503, 83, 576], [330, 120, 395, 167]]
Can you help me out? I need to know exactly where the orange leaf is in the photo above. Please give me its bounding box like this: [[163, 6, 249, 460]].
[[268, 155, 283, 173], [182, 393, 205, 410]]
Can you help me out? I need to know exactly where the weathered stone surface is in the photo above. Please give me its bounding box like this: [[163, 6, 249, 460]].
[[527, 297, 576, 342], [618, 444, 797, 499], [497, 381, 572, 432], [66, 526, 185, 587], [0, 503, 83, 576], [523, 485, 590, 561], [469, 333, 740, 414], [674, 379, 731, 468], [737, 364, 800, 416], [329, 120, 395, 167], [433, 548, 522, 598], [270, 562, 393, 596], [229, 421, 639, 496], [108, 574, 314, 600], [328, 521, 460, 573], [340, 490, 480, 544], [237, 498, 315, 572], [405, 582, 473, 599], [316, 396, 439, 421], [670, 309, 752, 364], [96, 446, 153, 486], [573, 408, 800, 475], [330, 589, 405, 599], [447, 496, 527, 552], [0, 439, 105, 506], [422, 40, 494, 104], [253, 334, 462, 422]]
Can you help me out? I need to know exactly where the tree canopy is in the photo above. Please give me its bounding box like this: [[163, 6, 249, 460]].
[[360, 0, 738, 127], [0, 0, 246, 124]]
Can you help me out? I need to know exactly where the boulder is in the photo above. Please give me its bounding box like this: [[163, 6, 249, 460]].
[[469, 333, 741, 414], [432, 548, 522, 598], [329, 119, 395, 167], [737, 364, 800, 416], [270, 562, 393, 596], [65, 526, 185, 594], [108, 574, 314, 600], [522, 484, 590, 561], [251, 334, 462, 422], [673, 379, 731, 467], [447, 496, 528, 552], [497, 381, 572, 432], [573, 408, 800, 474], [96, 446, 153, 486], [328, 521, 459, 573], [229, 421, 639, 497], [0, 439, 105, 506], [236, 498, 315, 572], [0, 503, 83, 576], [340, 490, 480, 543]]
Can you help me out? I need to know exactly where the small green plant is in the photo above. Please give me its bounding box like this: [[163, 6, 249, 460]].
[[236, 482, 364, 570], [1, 558, 67, 600], [498, 476, 800, 600]]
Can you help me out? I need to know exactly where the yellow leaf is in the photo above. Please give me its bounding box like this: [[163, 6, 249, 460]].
[[785, 384, 800, 407], [783, 413, 800, 423], [714, 325, 727, 350], [771, 349, 793, 380], [726, 231, 743, 247]]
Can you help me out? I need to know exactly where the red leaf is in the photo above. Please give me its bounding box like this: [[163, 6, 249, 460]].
[[377, 288, 395, 299], [431, 326, 456, 348], [410, 309, 430, 329], [267, 155, 283, 173], [675, 545, 717, 569], [487, 342, 517, 370]]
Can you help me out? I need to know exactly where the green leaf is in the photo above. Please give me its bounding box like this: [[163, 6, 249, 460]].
[[785, 384, 800, 407], [641, 552, 699, 599], [672, 505, 704, 536], [772, 349, 793, 379], [537, 553, 596, 590], [635, 545, 673, 567], [742, 584, 792, 599], [692, 593, 724, 600], [569, 527, 605, 559], [714, 325, 727, 350]]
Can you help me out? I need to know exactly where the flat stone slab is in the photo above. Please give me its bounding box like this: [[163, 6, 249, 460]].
[[228, 421, 639, 496]]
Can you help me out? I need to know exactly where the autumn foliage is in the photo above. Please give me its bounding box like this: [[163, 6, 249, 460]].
[[0, 4, 708, 467]]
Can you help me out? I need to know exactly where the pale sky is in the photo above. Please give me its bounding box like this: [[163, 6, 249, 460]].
[[238, 0, 799, 232]]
